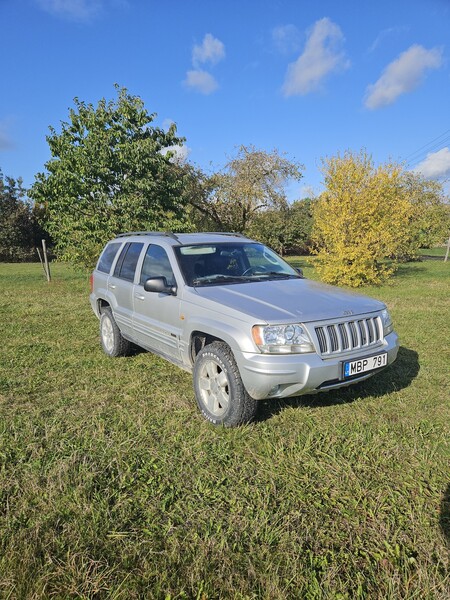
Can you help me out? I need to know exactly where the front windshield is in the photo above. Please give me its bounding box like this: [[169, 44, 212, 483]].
[[174, 242, 299, 287]]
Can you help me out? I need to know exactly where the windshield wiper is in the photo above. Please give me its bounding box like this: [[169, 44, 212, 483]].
[[257, 271, 300, 280], [192, 274, 252, 286]]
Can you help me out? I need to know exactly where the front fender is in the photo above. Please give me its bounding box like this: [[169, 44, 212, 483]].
[[185, 315, 256, 359]]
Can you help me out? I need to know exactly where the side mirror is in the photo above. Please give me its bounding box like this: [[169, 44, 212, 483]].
[[295, 267, 305, 278], [144, 277, 177, 295]]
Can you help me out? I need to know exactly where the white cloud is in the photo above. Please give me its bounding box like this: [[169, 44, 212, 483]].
[[192, 33, 225, 67], [272, 24, 301, 55], [161, 144, 191, 164], [37, 0, 102, 21], [282, 17, 350, 97], [184, 70, 218, 94], [412, 148, 450, 179], [368, 26, 409, 53], [162, 118, 175, 132], [365, 44, 443, 109], [37, 0, 127, 21]]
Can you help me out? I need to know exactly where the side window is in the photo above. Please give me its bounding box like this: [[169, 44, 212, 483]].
[[113, 242, 144, 282], [97, 242, 121, 274], [140, 245, 176, 287]]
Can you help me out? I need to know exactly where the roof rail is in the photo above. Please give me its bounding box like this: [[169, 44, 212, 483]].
[[201, 232, 248, 238], [114, 231, 248, 242], [115, 231, 182, 243]]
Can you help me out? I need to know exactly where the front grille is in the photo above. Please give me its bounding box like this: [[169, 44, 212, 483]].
[[315, 316, 382, 355]]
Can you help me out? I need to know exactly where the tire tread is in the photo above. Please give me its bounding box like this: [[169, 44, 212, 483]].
[[193, 341, 258, 427], [100, 307, 132, 357]]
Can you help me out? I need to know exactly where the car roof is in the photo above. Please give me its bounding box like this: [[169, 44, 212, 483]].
[[112, 232, 255, 246]]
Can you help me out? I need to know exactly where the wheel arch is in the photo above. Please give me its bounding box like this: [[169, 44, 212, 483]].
[[187, 317, 255, 367], [97, 298, 111, 315], [189, 331, 227, 365]]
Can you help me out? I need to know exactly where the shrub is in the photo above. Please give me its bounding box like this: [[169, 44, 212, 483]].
[[312, 151, 414, 287]]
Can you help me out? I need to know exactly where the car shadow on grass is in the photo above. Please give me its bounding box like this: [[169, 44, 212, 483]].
[[441, 484, 450, 546], [256, 346, 419, 422]]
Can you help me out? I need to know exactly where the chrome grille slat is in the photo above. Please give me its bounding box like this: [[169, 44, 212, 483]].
[[315, 316, 382, 356], [323, 326, 332, 353], [373, 317, 381, 340], [316, 327, 327, 353], [327, 325, 339, 352], [360, 319, 369, 346], [342, 323, 351, 350], [367, 319, 374, 343]]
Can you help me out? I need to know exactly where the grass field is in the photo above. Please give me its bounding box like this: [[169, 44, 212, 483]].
[[0, 258, 449, 599]]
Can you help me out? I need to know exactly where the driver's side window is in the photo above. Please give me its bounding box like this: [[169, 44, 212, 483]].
[[140, 245, 176, 287]]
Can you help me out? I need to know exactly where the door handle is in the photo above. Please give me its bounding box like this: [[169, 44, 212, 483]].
[[109, 284, 116, 289], [135, 294, 145, 301]]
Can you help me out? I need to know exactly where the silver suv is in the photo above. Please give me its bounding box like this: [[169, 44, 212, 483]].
[[90, 232, 399, 426]]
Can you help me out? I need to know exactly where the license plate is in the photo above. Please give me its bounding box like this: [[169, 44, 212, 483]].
[[343, 352, 387, 378]]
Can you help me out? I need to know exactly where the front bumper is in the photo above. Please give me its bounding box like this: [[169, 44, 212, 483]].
[[235, 332, 399, 400]]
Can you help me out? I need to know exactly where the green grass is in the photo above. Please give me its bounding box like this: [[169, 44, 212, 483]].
[[0, 260, 449, 599], [419, 246, 448, 258]]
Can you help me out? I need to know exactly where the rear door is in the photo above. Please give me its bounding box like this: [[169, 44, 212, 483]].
[[132, 244, 182, 360], [107, 242, 144, 337]]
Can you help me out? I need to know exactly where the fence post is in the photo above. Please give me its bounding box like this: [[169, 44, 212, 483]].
[[36, 246, 47, 279], [42, 239, 51, 282]]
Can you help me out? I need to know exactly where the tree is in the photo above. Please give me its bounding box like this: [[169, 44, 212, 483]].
[[190, 145, 303, 233], [247, 198, 314, 255], [398, 172, 449, 257], [0, 171, 44, 262], [312, 150, 415, 287], [30, 86, 192, 269]]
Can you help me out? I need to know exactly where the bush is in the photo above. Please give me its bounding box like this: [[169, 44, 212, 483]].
[[312, 151, 415, 287]]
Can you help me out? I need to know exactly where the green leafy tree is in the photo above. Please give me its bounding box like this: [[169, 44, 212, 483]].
[[31, 86, 192, 269], [178, 163, 217, 231], [0, 171, 44, 262], [247, 198, 314, 255], [285, 198, 315, 254], [399, 172, 449, 257], [190, 145, 303, 233]]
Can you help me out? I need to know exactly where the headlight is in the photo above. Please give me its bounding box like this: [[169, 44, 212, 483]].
[[380, 308, 393, 336], [252, 323, 314, 354]]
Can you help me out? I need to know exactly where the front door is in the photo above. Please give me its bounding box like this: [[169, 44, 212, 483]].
[[132, 244, 182, 361]]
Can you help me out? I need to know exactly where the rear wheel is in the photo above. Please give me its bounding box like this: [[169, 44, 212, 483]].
[[100, 307, 131, 357], [193, 342, 258, 427]]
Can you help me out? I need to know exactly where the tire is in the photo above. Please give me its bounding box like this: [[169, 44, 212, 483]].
[[99, 307, 131, 357], [193, 341, 258, 427]]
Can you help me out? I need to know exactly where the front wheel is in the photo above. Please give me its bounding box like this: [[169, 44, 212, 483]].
[[193, 342, 258, 427]]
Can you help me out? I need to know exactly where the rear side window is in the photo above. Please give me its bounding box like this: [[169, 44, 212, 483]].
[[113, 242, 144, 282], [97, 242, 121, 274]]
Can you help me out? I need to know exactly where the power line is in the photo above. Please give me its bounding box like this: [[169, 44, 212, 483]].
[[406, 135, 450, 169], [403, 128, 450, 163]]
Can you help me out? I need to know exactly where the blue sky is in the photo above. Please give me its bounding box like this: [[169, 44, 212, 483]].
[[1, 0, 449, 199]]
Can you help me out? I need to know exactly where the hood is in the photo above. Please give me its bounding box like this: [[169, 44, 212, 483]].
[[194, 278, 384, 323]]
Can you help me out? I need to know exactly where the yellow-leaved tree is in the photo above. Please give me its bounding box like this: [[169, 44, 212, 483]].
[[312, 150, 415, 287]]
